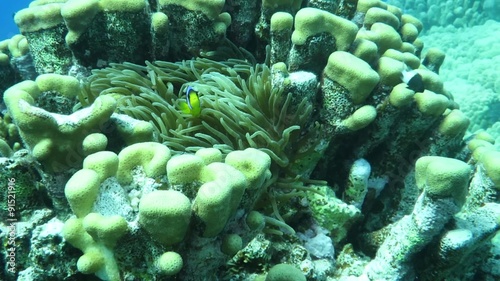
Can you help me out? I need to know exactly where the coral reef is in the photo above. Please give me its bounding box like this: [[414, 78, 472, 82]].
[[3, 73, 154, 172], [419, 20, 500, 147], [1, 0, 499, 281], [0, 34, 36, 99], [386, 0, 500, 29], [13, 0, 230, 74], [60, 145, 273, 280]]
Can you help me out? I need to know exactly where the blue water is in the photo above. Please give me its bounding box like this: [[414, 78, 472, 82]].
[[0, 0, 31, 40]]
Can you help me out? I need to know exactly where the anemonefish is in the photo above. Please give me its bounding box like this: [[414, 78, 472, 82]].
[[178, 85, 201, 117], [401, 68, 425, 93]]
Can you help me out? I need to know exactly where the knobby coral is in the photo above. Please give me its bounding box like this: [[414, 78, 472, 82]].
[[1, 0, 500, 280]]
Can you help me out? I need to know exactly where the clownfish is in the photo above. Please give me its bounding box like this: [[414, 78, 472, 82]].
[[401, 67, 425, 93], [178, 85, 201, 117]]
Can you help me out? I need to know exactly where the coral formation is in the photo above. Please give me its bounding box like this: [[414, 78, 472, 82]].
[[3, 74, 154, 172], [419, 20, 500, 147], [0, 34, 36, 96], [13, 0, 231, 74], [1, 0, 499, 280], [265, 263, 306, 281], [59, 145, 272, 280], [387, 0, 500, 29]]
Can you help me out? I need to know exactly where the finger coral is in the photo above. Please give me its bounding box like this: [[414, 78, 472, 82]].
[[1, 0, 499, 281]]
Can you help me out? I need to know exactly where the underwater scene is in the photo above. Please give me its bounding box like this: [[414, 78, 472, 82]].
[[0, 0, 499, 280]]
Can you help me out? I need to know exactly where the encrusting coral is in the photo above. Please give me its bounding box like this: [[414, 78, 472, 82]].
[[0, 34, 36, 99], [13, 0, 231, 74], [1, 0, 500, 280], [61, 145, 273, 280], [386, 0, 500, 29], [3, 73, 154, 172]]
